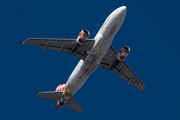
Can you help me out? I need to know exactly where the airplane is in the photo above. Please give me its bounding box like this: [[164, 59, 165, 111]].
[[23, 6, 145, 114]]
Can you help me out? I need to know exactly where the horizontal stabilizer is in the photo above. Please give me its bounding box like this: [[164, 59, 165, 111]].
[[37, 91, 63, 101], [37, 91, 82, 113], [65, 97, 83, 114]]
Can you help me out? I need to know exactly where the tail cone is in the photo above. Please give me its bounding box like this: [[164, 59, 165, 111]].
[[56, 103, 62, 109]]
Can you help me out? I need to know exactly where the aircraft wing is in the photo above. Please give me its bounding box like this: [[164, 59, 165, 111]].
[[24, 38, 95, 60], [99, 47, 145, 91]]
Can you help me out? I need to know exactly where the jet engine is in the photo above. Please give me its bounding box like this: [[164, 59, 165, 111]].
[[76, 29, 90, 45], [118, 46, 131, 61]]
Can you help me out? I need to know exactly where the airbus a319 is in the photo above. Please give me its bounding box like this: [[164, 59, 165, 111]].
[[23, 6, 145, 114]]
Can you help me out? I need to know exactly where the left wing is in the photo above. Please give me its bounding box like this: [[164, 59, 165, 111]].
[[99, 47, 145, 91], [24, 38, 95, 60]]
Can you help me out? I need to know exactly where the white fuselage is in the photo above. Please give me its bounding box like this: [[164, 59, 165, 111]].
[[60, 6, 127, 103]]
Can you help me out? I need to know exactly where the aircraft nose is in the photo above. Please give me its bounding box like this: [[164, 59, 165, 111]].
[[122, 6, 126, 13], [117, 6, 126, 16], [113, 6, 127, 25], [121, 6, 127, 11]]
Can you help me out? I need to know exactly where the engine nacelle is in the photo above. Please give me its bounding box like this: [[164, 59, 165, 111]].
[[76, 29, 90, 45], [118, 46, 131, 61]]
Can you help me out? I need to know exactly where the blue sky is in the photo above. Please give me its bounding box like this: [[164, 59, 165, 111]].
[[1, 0, 180, 119]]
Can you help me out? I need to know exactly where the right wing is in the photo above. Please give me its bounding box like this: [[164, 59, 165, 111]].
[[24, 38, 95, 60], [99, 47, 145, 91]]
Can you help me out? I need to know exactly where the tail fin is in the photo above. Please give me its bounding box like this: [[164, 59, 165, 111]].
[[37, 84, 65, 101], [55, 84, 66, 92], [37, 83, 82, 113], [37, 92, 83, 114], [65, 97, 83, 114]]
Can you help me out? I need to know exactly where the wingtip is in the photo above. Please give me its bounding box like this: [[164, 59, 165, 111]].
[[23, 41, 25, 44], [78, 109, 83, 114], [142, 90, 144, 93]]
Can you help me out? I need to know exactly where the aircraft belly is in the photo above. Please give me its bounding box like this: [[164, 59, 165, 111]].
[[61, 60, 90, 101], [60, 6, 127, 103], [62, 35, 112, 101], [35, 6, 129, 112]]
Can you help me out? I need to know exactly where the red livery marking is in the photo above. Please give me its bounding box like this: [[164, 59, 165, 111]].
[[120, 56, 124, 60], [79, 39, 82, 43], [56, 103, 63, 109], [55, 84, 66, 92], [79, 39, 85, 44], [23, 41, 25, 44]]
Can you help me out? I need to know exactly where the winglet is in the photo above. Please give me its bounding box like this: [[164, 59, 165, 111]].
[[23, 41, 25, 44], [142, 90, 144, 93]]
